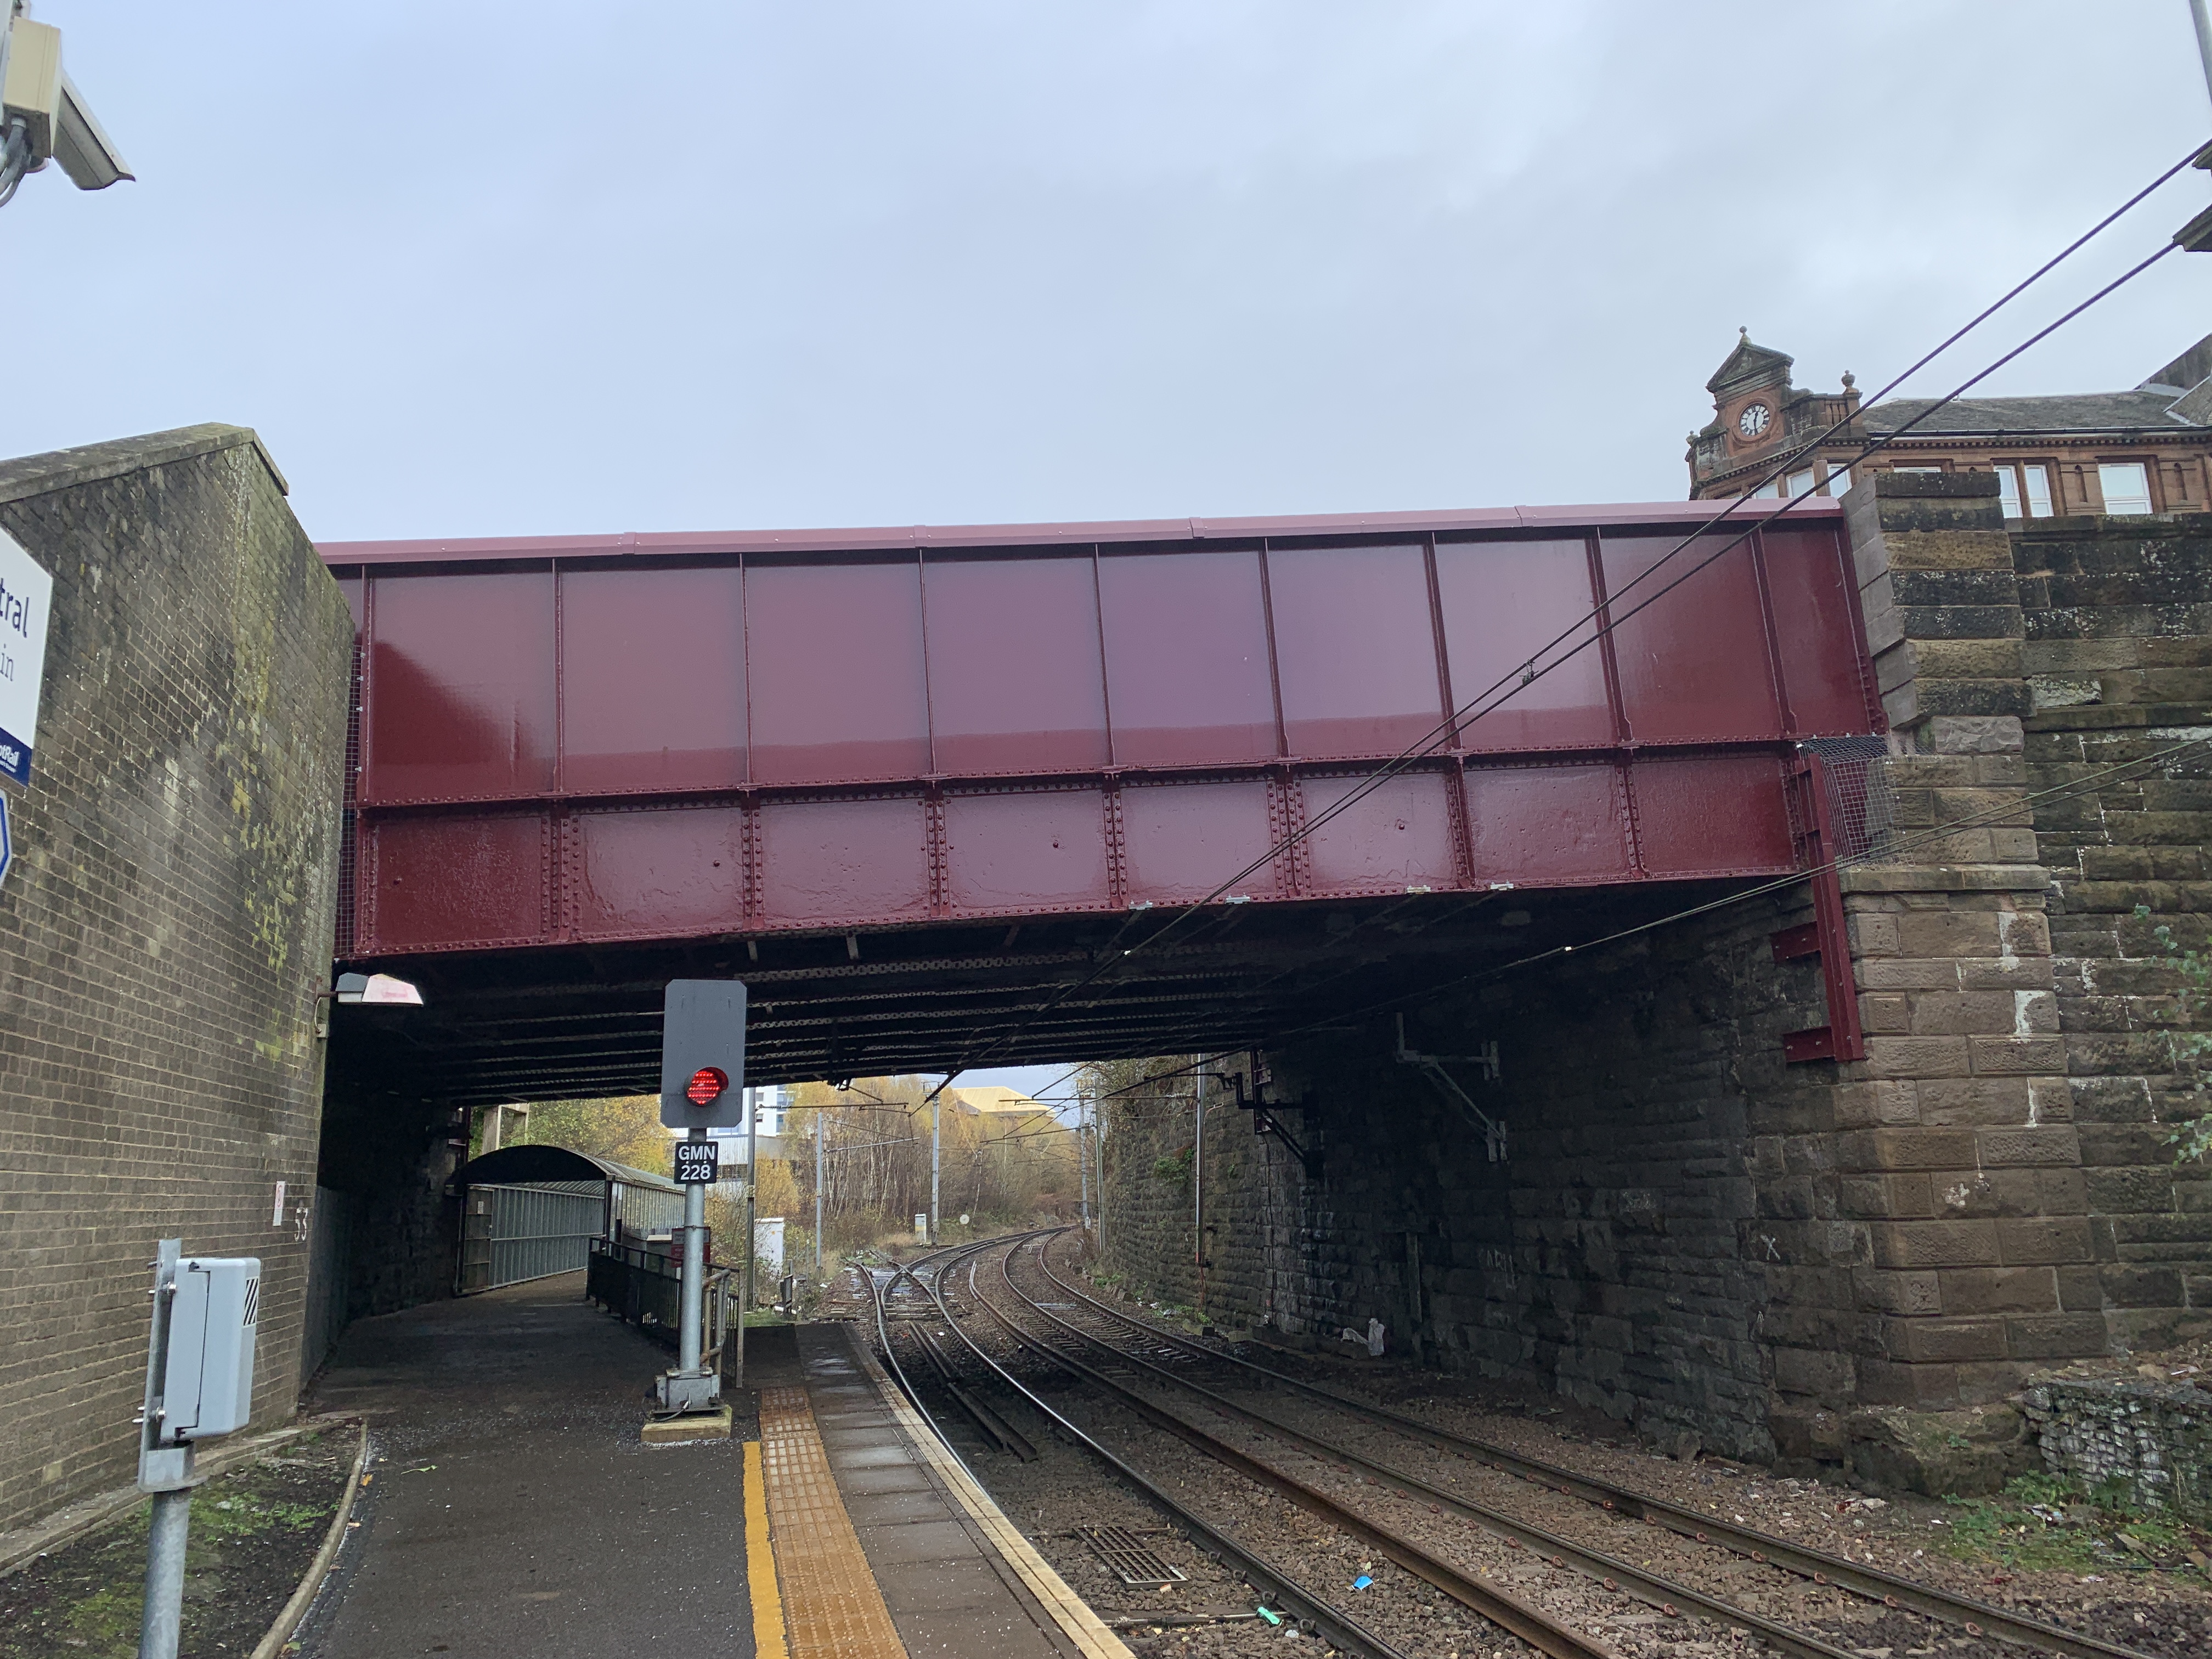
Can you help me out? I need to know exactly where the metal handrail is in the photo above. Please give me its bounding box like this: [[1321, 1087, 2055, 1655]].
[[587, 1238, 737, 1373]]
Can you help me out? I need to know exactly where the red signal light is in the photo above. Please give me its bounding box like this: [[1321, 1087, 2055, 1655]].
[[685, 1066, 728, 1106]]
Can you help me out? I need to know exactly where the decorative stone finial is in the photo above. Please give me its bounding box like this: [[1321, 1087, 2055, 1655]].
[[1841, 370, 1856, 390], [1740, 325, 1749, 340]]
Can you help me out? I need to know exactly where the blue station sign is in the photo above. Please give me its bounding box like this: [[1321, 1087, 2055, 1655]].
[[0, 530, 53, 787]]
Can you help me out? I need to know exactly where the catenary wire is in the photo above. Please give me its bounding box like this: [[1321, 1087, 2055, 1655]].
[[1254, 730, 2212, 1051], [1143, 237, 2186, 941], [1030, 727, 2212, 1074], [919, 224, 2187, 1085], [1116, 138, 2209, 943]]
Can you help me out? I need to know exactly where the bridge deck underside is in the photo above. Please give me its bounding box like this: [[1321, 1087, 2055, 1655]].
[[325, 879, 1763, 1109], [319, 501, 1877, 1108]]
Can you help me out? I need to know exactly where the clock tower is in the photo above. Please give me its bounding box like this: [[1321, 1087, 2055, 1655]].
[[1686, 329, 1863, 498]]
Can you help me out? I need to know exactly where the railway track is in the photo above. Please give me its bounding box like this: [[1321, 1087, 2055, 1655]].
[[867, 1233, 1447, 1659], [867, 1240, 1039, 1462], [973, 1228, 2170, 1659]]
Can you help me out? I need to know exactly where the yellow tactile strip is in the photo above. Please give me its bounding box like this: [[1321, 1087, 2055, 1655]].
[[745, 1440, 789, 1659], [758, 1385, 911, 1659], [845, 1336, 1136, 1659]]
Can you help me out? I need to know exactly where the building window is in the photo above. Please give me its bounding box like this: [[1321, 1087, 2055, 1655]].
[[1993, 463, 2054, 519], [1821, 465, 1853, 496], [1891, 466, 1944, 473], [2097, 461, 2153, 515], [1749, 479, 1784, 499], [1786, 469, 1815, 498]]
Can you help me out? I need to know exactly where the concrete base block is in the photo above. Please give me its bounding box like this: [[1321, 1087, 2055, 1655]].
[[641, 1406, 733, 1445]]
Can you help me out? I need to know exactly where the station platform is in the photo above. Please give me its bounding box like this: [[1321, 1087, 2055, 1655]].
[[295, 1274, 1126, 1659], [748, 1321, 1128, 1659]]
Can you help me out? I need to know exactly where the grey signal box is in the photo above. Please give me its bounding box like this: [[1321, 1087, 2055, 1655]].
[[660, 979, 747, 1128], [155, 1257, 260, 1444]]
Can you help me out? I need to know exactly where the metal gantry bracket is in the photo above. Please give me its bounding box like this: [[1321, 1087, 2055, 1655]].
[[1779, 748, 1868, 1065], [1394, 1014, 1506, 1161], [1229, 1072, 1323, 1178]]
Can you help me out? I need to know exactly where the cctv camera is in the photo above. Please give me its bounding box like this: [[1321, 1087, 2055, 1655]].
[[0, 14, 130, 202], [52, 69, 128, 188]]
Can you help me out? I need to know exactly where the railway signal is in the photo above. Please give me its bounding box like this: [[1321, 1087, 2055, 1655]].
[[654, 980, 746, 1419]]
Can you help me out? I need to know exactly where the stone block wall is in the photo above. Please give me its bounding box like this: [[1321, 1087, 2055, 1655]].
[[313, 1091, 466, 1317], [0, 427, 354, 1532], [2015, 511, 2212, 1352], [1101, 473, 2210, 1470], [1823, 473, 2108, 1423], [1104, 886, 1838, 1463]]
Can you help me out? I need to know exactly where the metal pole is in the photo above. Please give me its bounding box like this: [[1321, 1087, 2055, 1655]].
[[2192, 0, 2212, 110], [138, 1491, 191, 1659], [745, 1088, 759, 1314], [814, 1107, 825, 1273], [1193, 1083, 1206, 1321], [1077, 1097, 1091, 1228], [679, 1131, 707, 1375], [930, 1087, 941, 1243], [137, 1239, 193, 1659]]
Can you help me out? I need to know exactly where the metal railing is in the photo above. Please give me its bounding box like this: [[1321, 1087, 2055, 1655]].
[[585, 1239, 737, 1372]]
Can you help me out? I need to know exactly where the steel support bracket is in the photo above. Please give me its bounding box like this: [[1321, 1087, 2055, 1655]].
[[1781, 750, 1867, 1065], [1230, 1074, 1322, 1177], [1394, 1014, 1507, 1161], [654, 1368, 721, 1414]]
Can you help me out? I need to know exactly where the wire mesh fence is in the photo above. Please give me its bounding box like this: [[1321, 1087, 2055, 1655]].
[[1803, 735, 1896, 862]]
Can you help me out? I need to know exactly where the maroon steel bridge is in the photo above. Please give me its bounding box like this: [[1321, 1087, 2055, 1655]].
[[320, 498, 1880, 1105]]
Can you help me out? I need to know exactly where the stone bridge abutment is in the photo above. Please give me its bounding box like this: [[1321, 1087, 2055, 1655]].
[[1099, 473, 2212, 1470]]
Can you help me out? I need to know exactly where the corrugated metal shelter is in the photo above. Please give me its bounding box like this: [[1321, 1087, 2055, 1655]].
[[452, 1144, 685, 1293]]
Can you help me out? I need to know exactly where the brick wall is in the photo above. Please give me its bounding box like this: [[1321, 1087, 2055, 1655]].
[[0, 426, 353, 1532]]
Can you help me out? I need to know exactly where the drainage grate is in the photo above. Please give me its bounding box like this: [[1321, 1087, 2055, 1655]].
[[1077, 1525, 1188, 1588]]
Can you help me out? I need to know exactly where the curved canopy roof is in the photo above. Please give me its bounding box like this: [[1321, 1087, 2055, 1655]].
[[453, 1144, 680, 1193]]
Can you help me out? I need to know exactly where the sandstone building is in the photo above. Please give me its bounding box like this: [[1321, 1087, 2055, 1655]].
[[1688, 330, 2212, 520]]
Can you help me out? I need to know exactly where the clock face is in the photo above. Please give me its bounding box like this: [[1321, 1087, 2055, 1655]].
[[1737, 403, 1772, 439]]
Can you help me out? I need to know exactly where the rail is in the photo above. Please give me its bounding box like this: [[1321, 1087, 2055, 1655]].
[[1018, 1234, 2166, 1659], [1000, 1235, 1849, 1659], [879, 1232, 1418, 1659]]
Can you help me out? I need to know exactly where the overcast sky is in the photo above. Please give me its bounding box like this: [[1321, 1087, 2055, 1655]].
[[3, 2, 2207, 551], [9, 3, 2207, 1104]]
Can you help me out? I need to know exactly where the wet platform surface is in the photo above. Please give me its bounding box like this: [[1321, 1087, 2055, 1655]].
[[290, 1274, 1120, 1658], [296, 1273, 754, 1658]]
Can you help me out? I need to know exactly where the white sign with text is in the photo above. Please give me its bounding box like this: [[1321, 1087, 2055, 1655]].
[[0, 531, 54, 786]]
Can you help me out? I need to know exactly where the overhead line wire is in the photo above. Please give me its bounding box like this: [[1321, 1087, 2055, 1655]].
[[1262, 731, 2212, 1050], [927, 240, 2184, 1083], [1114, 139, 2207, 951], [1137, 238, 2187, 949], [1012, 735, 2210, 1086], [904, 143, 2200, 1092]]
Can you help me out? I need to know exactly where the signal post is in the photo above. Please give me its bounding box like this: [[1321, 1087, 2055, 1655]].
[[651, 979, 746, 1436]]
